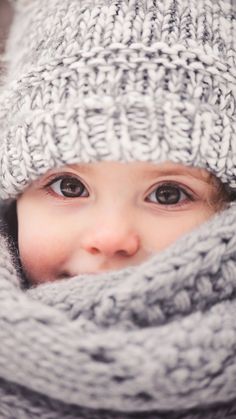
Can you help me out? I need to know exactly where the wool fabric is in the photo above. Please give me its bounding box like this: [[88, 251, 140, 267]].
[[0, 0, 236, 418], [0, 0, 236, 199]]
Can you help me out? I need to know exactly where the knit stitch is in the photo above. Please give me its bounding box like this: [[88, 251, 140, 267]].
[[1, 206, 236, 417], [0, 0, 236, 198], [0, 0, 236, 418]]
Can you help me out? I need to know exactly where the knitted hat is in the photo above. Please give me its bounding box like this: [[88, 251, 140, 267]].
[[0, 0, 235, 200]]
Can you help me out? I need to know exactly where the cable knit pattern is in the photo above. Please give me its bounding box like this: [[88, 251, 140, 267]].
[[0, 0, 236, 417]]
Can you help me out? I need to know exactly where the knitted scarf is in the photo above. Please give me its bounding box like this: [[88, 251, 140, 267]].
[[0, 202, 235, 418]]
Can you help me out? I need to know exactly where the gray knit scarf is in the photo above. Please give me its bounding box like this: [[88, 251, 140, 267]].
[[0, 202, 236, 418]]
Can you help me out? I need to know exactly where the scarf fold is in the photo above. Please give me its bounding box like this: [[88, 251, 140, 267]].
[[0, 205, 236, 418]]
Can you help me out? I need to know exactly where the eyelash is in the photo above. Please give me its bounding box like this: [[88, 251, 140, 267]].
[[42, 174, 195, 208]]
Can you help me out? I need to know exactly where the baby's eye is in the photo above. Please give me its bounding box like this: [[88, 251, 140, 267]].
[[48, 176, 89, 198], [147, 183, 193, 206]]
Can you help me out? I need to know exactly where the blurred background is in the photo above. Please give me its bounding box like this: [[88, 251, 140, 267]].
[[0, 0, 13, 75], [0, 0, 13, 212]]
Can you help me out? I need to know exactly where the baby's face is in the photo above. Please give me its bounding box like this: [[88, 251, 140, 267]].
[[17, 161, 219, 284]]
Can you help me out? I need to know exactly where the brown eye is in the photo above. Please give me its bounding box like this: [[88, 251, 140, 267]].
[[147, 183, 192, 205], [49, 177, 89, 198], [155, 185, 181, 205]]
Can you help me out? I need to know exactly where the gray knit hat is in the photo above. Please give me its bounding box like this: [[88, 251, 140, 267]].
[[0, 0, 235, 200]]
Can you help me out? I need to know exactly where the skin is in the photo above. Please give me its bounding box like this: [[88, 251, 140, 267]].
[[17, 161, 220, 285]]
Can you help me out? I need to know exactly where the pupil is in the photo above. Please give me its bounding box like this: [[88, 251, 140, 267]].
[[156, 185, 180, 204], [61, 178, 84, 197]]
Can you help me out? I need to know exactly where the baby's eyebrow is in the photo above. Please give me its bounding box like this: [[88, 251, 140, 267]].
[[68, 163, 209, 180], [142, 166, 210, 183], [45, 164, 92, 176], [40, 163, 210, 184], [62, 164, 91, 173]]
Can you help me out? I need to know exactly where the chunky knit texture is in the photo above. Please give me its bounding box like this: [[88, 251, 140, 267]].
[[0, 0, 236, 418], [1, 206, 236, 418], [0, 0, 236, 199]]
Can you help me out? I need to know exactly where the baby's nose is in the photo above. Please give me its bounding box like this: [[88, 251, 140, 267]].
[[81, 225, 140, 258]]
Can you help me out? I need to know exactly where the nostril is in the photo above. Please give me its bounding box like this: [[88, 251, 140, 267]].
[[117, 250, 128, 257], [82, 233, 140, 257], [90, 247, 100, 255]]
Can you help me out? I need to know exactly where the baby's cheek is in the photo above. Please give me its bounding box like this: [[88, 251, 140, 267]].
[[18, 224, 70, 284], [146, 207, 214, 252]]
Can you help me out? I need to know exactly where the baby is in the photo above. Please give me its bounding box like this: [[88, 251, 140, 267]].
[[0, 0, 236, 418], [15, 160, 231, 285]]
